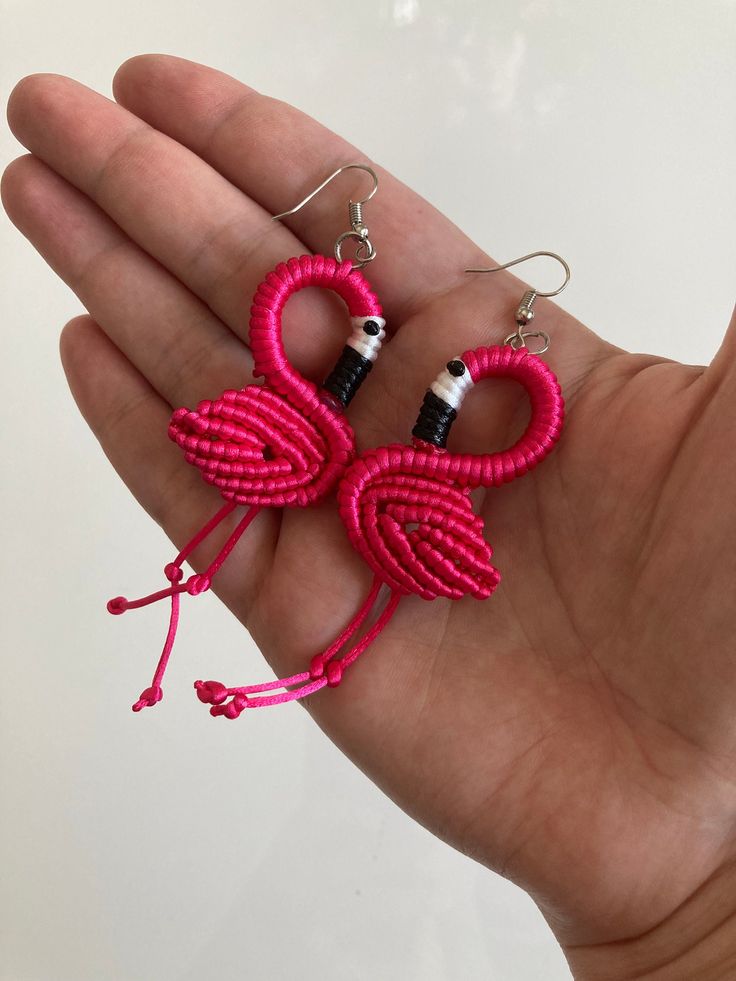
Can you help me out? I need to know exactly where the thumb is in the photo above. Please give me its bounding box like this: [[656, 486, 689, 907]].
[[707, 301, 736, 389]]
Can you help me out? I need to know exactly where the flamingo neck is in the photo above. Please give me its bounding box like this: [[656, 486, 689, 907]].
[[248, 255, 385, 415]]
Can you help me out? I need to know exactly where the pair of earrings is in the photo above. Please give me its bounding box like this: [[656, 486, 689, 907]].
[[108, 163, 567, 718]]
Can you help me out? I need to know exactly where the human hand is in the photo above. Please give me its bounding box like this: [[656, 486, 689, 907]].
[[4, 54, 736, 979]]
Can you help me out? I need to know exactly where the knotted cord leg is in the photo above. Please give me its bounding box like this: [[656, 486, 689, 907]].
[[195, 577, 400, 717], [107, 503, 261, 711]]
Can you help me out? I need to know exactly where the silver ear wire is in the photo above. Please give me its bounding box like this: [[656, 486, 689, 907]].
[[272, 163, 379, 270], [466, 251, 571, 354]]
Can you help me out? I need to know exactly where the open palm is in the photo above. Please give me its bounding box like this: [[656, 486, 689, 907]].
[[5, 54, 736, 977]]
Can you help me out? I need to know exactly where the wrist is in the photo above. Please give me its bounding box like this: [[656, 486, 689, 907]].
[[560, 860, 736, 980]]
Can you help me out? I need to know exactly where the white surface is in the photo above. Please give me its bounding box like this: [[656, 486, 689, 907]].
[[1, 3, 734, 980]]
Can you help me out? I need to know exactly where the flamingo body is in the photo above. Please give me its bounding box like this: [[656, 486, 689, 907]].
[[338, 446, 500, 600], [194, 344, 565, 717], [112, 254, 384, 712], [169, 384, 354, 508]]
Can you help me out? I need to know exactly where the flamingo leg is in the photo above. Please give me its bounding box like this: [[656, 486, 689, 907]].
[[115, 503, 261, 711], [196, 578, 401, 718], [108, 501, 240, 613]]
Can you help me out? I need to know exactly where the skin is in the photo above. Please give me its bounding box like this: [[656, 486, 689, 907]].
[[4, 54, 736, 980]]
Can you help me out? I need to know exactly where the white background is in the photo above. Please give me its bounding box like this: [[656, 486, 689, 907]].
[[1, 2, 734, 979]]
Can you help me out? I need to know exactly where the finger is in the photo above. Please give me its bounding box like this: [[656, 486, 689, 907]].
[[110, 55, 616, 441], [61, 314, 204, 528], [708, 303, 736, 390], [60, 315, 278, 618], [2, 155, 248, 407], [112, 54, 479, 322], [6, 74, 333, 341], [6, 74, 390, 383], [111, 55, 616, 379]]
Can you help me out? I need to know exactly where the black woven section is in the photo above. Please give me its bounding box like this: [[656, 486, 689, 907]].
[[322, 346, 373, 407], [411, 390, 457, 448]]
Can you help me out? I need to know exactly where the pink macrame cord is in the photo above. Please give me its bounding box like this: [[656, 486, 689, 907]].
[[107, 255, 384, 712], [199, 343, 564, 720]]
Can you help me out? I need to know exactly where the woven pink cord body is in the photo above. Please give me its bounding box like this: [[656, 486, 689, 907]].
[[107, 255, 384, 712], [171, 255, 382, 507], [199, 344, 564, 718]]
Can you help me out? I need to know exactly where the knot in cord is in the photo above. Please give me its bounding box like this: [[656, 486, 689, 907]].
[[193, 680, 228, 705], [186, 574, 211, 596], [309, 654, 343, 687], [112, 255, 386, 719], [210, 692, 249, 719], [132, 685, 163, 712]]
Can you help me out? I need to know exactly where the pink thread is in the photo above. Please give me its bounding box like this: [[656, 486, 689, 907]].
[[169, 256, 381, 507], [340, 345, 564, 596], [194, 577, 400, 717], [204, 344, 564, 718], [108, 255, 383, 712]]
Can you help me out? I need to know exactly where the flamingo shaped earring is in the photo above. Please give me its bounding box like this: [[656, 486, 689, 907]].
[[108, 164, 388, 712], [196, 252, 570, 717]]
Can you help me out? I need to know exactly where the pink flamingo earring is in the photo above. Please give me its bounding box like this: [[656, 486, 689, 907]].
[[196, 252, 569, 716], [108, 164, 388, 712]]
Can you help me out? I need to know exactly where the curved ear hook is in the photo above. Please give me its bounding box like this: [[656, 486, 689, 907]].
[[466, 251, 571, 353], [271, 163, 378, 220], [465, 251, 570, 297], [272, 163, 379, 270]]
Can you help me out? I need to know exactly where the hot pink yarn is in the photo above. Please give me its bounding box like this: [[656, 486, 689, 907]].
[[198, 344, 564, 717], [108, 255, 383, 712]]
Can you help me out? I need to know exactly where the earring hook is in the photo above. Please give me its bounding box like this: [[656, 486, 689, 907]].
[[465, 251, 570, 297], [272, 163, 378, 219], [465, 251, 571, 355], [272, 163, 379, 270]]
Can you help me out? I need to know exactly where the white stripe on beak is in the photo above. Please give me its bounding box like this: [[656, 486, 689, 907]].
[[430, 359, 473, 410], [346, 316, 387, 362]]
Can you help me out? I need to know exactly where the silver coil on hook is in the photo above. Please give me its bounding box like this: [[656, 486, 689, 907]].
[[466, 251, 570, 353], [272, 163, 379, 270]]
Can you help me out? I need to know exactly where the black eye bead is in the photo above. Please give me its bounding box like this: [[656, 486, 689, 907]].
[[446, 359, 466, 377], [362, 320, 381, 336]]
